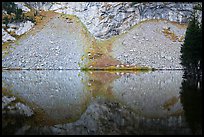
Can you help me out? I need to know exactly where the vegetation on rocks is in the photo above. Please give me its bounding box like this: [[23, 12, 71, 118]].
[[2, 2, 43, 26], [162, 27, 184, 42], [3, 2, 24, 24]]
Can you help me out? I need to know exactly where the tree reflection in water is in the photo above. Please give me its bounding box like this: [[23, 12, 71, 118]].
[[180, 70, 202, 135]]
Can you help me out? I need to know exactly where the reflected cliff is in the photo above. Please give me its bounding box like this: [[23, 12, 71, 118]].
[[2, 70, 201, 135]]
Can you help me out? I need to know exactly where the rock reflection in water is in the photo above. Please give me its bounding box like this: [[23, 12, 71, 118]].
[[2, 70, 198, 135], [2, 70, 91, 125], [113, 70, 184, 117]]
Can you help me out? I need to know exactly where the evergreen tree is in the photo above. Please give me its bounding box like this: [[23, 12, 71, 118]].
[[180, 12, 202, 76], [15, 8, 23, 22], [2, 2, 25, 23], [2, 2, 16, 14]]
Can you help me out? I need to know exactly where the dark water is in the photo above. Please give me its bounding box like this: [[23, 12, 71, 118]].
[[2, 70, 202, 135]]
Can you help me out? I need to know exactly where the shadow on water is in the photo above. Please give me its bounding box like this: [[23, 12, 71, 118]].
[[2, 70, 202, 135], [179, 70, 202, 135]]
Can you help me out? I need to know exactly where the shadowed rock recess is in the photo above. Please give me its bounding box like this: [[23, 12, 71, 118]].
[[2, 2, 202, 70]]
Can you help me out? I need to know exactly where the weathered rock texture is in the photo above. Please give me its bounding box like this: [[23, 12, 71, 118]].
[[2, 2, 202, 69], [24, 2, 201, 39], [111, 20, 186, 69]]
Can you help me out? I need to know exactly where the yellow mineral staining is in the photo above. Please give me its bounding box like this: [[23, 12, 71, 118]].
[[162, 27, 178, 42], [2, 42, 11, 50], [170, 109, 184, 116], [30, 11, 58, 34], [162, 96, 179, 110], [9, 31, 17, 37], [61, 14, 74, 20], [105, 65, 152, 71], [81, 55, 85, 61], [162, 27, 185, 43], [23, 9, 44, 25], [3, 12, 170, 71], [34, 15, 43, 24], [84, 71, 120, 99], [99, 16, 105, 21], [24, 9, 35, 18], [178, 35, 185, 42]]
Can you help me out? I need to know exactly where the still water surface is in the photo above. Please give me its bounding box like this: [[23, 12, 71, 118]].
[[2, 70, 202, 135]]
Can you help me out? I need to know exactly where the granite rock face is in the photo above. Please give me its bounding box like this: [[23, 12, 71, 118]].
[[2, 21, 34, 44], [24, 2, 201, 39], [2, 28, 16, 43], [15, 21, 34, 36], [2, 2, 202, 42]]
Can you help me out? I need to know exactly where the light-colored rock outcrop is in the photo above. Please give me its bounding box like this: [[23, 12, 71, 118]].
[[14, 2, 31, 13], [2, 21, 34, 44], [2, 28, 16, 43], [15, 21, 34, 36], [24, 2, 201, 39], [2, 2, 201, 43]]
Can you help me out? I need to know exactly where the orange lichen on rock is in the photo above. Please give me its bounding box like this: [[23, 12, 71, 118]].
[[162, 27, 185, 42]]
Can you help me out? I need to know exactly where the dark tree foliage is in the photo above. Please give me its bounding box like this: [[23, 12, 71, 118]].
[[15, 8, 23, 22], [180, 13, 202, 76], [4, 16, 9, 27], [2, 2, 25, 23], [2, 2, 17, 14], [180, 9, 202, 134]]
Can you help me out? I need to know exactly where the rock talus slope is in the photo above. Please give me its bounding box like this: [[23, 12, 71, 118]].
[[2, 13, 94, 69], [2, 2, 202, 69], [111, 20, 187, 69]]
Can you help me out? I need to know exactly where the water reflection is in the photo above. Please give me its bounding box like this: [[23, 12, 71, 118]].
[[2, 70, 91, 125], [2, 70, 202, 135], [179, 71, 202, 134], [112, 70, 184, 118]]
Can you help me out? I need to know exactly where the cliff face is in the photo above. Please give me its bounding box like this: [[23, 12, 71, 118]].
[[24, 2, 201, 39]]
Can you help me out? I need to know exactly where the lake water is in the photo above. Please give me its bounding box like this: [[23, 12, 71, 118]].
[[2, 70, 202, 135]]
